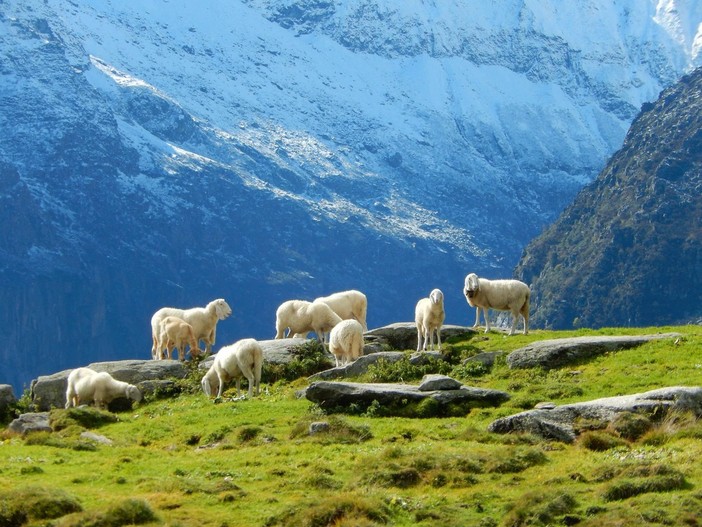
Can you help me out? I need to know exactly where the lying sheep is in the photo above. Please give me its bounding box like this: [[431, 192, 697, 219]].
[[463, 273, 530, 335], [201, 338, 263, 399], [150, 298, 232, 358], [329, 319, 365, 367], [274, 300, 342, 349], [156, 316, 202, 361], [65, 368, 142, 409], [314, 290, 368, 331], [415, 288, 445, 352]]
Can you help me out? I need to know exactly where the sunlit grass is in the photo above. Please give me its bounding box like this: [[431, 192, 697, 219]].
[[0, 326, 701, 526]]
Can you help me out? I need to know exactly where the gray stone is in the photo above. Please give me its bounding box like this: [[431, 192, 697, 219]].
[[8, 412, 51, 435], [309, 351, 405, 381], [418, 374, 463, 392], [364, 323, 476, 351], [507, 333, 682, 370], [488, 386, 702, 442], [0, 385, 16, 414], [80, 431, 113, 445], [308, 421, 330, 434], [305, 380, 510, 416], [31, 359, 189, 411]]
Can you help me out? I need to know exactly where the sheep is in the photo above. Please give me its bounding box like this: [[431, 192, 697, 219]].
[[65, 367, 98, 409], [414, 288, 445, 352], [66, 368, 142, 409], [313, 290, 368, 331], [329, 319, 365, 367], [156, 316, 202, 361], [463, 273, 530, 335], [150, 298, 232, 359], [201, 338, 263, 399], [274, 300, 342, 349]]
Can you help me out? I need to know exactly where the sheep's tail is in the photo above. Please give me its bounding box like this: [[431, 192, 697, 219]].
[[520, 289, 531, 319], [254, 348, 264, 391]]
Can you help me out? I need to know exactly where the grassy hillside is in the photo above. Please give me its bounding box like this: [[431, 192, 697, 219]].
[[1, 326, 702, 526]]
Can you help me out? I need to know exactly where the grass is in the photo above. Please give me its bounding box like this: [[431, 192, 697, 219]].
[[0, 325, 701, 526]]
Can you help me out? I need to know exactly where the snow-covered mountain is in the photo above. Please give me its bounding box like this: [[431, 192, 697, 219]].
[[1, 0, 700, 393]]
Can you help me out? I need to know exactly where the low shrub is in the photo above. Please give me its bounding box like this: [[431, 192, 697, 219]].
[[263, 340, 333, 383]]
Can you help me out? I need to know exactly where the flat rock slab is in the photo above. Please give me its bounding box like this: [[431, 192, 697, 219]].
[[8, 412, 51, 435], [365, 323, 476, 351], [305, 380, 510, 416], [507, 333, 682, 370], [488, 386, 702, 442]]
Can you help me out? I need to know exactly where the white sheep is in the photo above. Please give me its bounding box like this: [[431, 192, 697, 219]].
[[415, 288, 445, 352], [313, 290, 368, 331], [274, 300, 342, 348], [66, 368, 142, 409], [156, 316, 202, 361], [463, 273, 530, 335], [150, 298, 232, 358], [201, 338, 263, 399], [329, 319, 365, 367]]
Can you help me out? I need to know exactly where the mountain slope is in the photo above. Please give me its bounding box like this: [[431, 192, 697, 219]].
[[515, 67, 702, 329], [0, 0, 700, 392]]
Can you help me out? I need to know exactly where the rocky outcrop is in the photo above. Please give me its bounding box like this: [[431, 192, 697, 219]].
[[488, 386, 702, 442], [305, 375, 510, 417], [8, 412, 51, 436], [364, 323, 475, 352], [507, 333, 682, 369], [0, 385, 16, 417]]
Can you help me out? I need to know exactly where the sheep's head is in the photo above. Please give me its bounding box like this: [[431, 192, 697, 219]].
[[201, 368, 218, 397], [211, 298, 233, 320], [464, 273, 480, 299], [430, 288, 444, 305], [127, 385, 143, 403]]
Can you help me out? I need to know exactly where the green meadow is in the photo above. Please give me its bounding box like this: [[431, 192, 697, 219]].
[[1, 326, 701, 526]]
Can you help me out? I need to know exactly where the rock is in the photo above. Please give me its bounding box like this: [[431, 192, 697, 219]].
[[364, 323, 476, 351], [488, 386, 702, 442], [305, 380, 510, 417], [0, 384, 16, 416], [8, 412, 51, 435], [80, 431, 113, 445], [308, 421, 330, 435], [309, 352, 405, 380], [507, 333, 682, 370], [418, 374, 463, 392], [31, 359, 189, 411], [464, 352, 505, 368]]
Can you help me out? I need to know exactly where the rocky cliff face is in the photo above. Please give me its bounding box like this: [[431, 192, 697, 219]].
[[515, 67, 702, 329], [0, 0, 700, 391]]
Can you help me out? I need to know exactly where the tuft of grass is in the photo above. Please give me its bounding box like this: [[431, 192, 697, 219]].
[[484, 446, 548, 474], [265, 492, 390, 527], [502, 491, 578, 527], [601, 464, 688, 501], [0, 486, 82, 523], [60, 498, 158, 527], [263, 340, 333, 383], [50, 406, 119, 431], [578, 431, 628, 451], [607, 411, 653, 441]]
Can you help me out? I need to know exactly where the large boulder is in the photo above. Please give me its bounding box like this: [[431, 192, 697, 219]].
[[31, 359, 188, 411], [507, 333, 682, 370], [0, 385, 16, 417], [364, 323, 476, 351], [8, 412, 51, 435], [305, 377, 510, 417], [488, 386, 702, 442]]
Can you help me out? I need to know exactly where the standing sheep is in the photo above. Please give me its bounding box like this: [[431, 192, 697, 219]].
[[66, 369, 142, 410], [156, 316, 202, 361], [463, 273, 530, 335], [201, 338, 263, 399], [150, 298, 232, 359], [274, 300, 342, 349], [329, 319, 365, 367], [415, 288, 445, 352], [313, 290, 368, 331]]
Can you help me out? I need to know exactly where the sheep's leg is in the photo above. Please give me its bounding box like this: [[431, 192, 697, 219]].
[[216, 373, 226, 398], [508, 310, 518, 336], [436, 328, 442, 351], [484, 309, 491, 333], [426, 326, 433, 351], [473, 307, 481, 328]]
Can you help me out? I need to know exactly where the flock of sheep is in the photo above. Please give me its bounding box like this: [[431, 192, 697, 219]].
[[63, 274, 531, 410]]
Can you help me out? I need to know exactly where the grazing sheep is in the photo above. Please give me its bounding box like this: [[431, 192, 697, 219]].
[[67, 369, 142, 409], [201, 338, 263, 399], [463, 273, 530, 335], [65, 367, 98, 409], [314, 290, 368, 331], [274, 300, 342, 348], [415, 288, 446, 352], [329, 319, 365, 367], [150, 298, 232, 358], [156, 316, 202, 361]]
